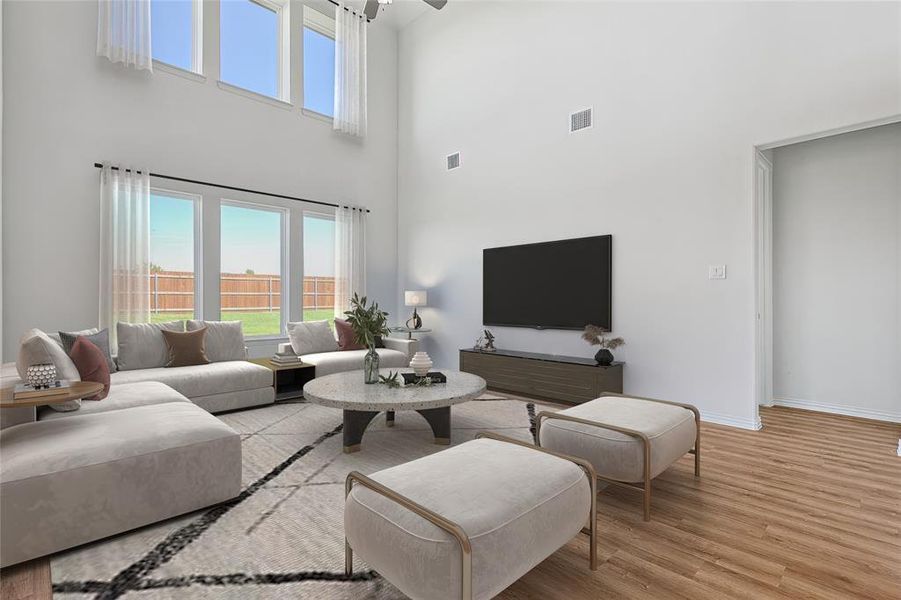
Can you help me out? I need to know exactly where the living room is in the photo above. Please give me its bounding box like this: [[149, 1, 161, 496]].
[[1, 1, 899, 599]]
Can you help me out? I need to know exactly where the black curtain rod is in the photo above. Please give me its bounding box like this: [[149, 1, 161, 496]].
[[93, 163, 370, 213], [326, 0, 370, 22]]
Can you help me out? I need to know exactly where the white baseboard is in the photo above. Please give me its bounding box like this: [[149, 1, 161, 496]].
[[700, 410, 762, 431], [772, 396, 901, 424]]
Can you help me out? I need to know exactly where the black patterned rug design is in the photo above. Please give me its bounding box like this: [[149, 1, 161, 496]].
[[50, 395, 547, 599]]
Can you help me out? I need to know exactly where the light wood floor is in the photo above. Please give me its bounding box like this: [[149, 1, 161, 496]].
[[502, 406, 901, 599], [2, 406, 899, 599]]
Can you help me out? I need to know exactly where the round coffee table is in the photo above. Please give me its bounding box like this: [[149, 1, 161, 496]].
[[303, 369, 486, 453]]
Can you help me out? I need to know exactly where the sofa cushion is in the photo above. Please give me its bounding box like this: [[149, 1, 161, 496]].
[[334, 318, 364, 351], [162, 328, 211, 368], [187, 320, 245, 362], [0, 402, 240, 568], [68, 337, 111, 400], [16, 329, 81, 382], [109, 360, 272, 399], [300, 348, 407, 377], [538, 396, 697, 482], [38, 381, 189, 421], [17, 329, 83, 412], [345, 438, 590, 600], [59, 328, 116, 373], [287, 320, 337, 355], [116, 321, 184, 371]]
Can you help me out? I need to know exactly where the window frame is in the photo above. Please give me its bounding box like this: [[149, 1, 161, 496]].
[[218, 0, 292, 103], [151, 0, 204, 76], [302, 5, 336, 118], [219, 199, 289, 338], [301, 209, 336, 321], [149, 187, 204, 321]]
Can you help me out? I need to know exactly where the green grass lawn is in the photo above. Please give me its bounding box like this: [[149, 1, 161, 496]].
[[151, 309, 335, 337]]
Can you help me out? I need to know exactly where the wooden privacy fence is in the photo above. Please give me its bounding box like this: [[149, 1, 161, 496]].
[[149, 271, 335, 313]]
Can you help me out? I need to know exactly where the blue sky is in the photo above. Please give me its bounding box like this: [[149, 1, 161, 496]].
[[151, 0, 335, 116], [150, 195, 336, 277]]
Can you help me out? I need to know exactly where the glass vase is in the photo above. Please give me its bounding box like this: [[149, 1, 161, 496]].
[[363, 347, 380, 384]]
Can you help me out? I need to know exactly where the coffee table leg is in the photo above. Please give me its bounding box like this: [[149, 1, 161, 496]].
[[343, 409, 379, 453], [386, 411, 395, 428], [416, 407, 451, 445]]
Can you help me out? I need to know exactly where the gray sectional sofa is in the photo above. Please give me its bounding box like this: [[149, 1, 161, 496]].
[[0, 321, 268, 567], [0, 320, 418, 568]]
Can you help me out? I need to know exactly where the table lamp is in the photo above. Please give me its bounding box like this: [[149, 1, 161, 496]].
[[404, 290, 428, 329]]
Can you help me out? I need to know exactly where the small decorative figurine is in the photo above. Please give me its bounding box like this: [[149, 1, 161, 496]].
[[482, 329, 496, 352]]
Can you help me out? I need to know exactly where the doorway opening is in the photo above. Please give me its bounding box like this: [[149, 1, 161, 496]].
[[753, 116, 901, 427]]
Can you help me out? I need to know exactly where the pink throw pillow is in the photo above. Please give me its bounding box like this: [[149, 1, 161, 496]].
[[69, 336, 111, 400], [335, 319, 364, 351]]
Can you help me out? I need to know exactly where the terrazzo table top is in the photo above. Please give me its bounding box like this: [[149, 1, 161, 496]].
[[303, 369, 487, 411]]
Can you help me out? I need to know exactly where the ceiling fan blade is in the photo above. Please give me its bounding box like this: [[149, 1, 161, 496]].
[[422, 0, 448, 10], [363, 0, 380, 20]]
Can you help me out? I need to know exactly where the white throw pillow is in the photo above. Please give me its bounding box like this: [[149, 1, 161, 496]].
[[186, 320, 245, 362], [16, 329, 83, 412], [287, 321, 337, 356], [116, 321, 184, 371]]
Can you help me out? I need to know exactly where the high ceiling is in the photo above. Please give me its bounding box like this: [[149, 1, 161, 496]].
[[350, 0, 431, 30]]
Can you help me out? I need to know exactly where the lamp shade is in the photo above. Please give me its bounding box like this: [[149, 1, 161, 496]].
[[404, 290, 427, 307]]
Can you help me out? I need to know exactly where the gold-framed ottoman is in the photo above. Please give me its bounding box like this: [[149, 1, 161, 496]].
[[343, 433, 597, 600], [537, 393, 700, 521]]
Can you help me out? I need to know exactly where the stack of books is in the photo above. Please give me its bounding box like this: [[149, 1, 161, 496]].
[[14, 380, 72, 400], [271, 352, 304, 366]]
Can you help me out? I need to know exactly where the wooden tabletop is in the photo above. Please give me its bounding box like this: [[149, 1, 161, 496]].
[[0, 381, 104, 409], [248, 357, 314, 372]]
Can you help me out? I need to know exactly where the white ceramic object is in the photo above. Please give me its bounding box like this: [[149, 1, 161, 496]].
[[409, 351, 433, 377], [26, 363, 57, 388]]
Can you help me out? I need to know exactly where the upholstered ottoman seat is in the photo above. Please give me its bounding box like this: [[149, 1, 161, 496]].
[[0, 401, 241, 567], [537, 394, 700, 520], [344, 435, 597, 600]]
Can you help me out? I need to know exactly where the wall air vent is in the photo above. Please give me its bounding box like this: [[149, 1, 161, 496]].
[[570, 107, 593, 133], [447, 152, 461, 170]]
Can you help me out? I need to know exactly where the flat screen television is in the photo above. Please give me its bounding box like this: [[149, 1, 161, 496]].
[[483, 235, 612, 331]]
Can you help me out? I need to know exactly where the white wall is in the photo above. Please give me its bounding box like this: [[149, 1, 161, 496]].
[[772, 123, 901, 421], [397, 1, 901, 428], [1, 0, 398, 360]]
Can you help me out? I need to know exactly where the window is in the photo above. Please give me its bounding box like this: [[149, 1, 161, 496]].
[[220, 202, 285, 336], [151, 0, 202, 73], [220, 0, 290, 101], [303, 214, 335, 321], [303, 7, 336, 117], [149, 190, 200, 323]]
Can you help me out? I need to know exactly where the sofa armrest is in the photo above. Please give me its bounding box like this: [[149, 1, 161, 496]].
[[382, 337, 418, 361], [277, 342, 295, 355]]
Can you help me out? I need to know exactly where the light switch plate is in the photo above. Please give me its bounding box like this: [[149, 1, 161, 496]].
[[708, 265, 727, 280]]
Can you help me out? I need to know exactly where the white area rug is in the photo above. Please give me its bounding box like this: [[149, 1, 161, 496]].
[[50, 394, 554, 599]]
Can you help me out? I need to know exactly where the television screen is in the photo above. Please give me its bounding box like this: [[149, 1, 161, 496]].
[[483, 235, 612, 330]]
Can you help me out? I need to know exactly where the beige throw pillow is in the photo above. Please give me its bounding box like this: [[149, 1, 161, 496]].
[[186, 320, 245, 362], [287, 321, 337, 356]]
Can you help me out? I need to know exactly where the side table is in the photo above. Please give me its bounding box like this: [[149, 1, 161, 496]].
[[389, 326, 433, 341], [249, 358, 316, 401], [1, 381, 105, 429]]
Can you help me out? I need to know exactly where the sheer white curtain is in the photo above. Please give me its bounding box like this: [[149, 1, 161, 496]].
[[334, 206, 367, 317], [333, 2, 367, 137], [99, 164, 151, 346], [97, 0, 153, 72]]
